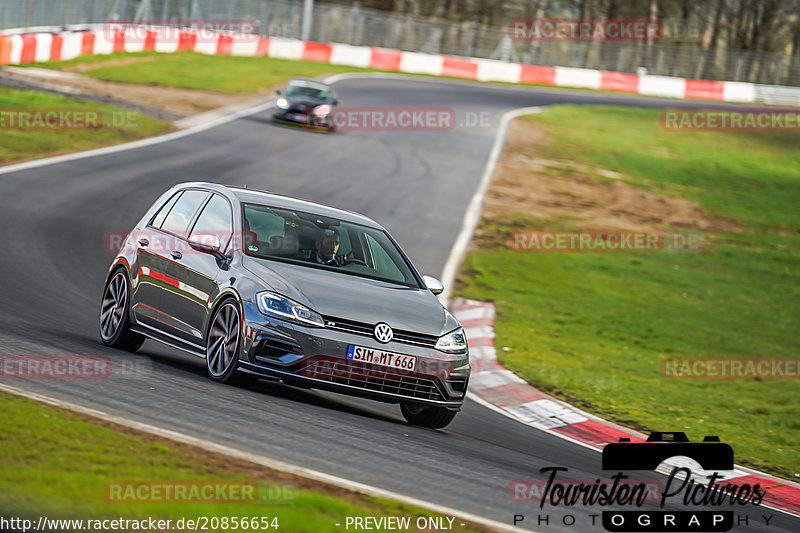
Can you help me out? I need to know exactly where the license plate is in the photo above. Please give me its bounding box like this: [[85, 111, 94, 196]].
[[347, 345, 416, 372]]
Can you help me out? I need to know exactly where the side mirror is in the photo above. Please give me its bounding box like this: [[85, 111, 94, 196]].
[[276, 90, 282, 95], [188, 234, 226, 261], [332, 98, 339, 105], [422, 275, 444, 295]]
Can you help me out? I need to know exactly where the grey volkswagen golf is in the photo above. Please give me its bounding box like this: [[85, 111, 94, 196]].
[[100, 182, 470, 428]]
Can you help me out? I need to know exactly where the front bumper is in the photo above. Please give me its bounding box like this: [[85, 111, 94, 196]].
[[238, 300, 470, 409], [272, 110, 334, 130]]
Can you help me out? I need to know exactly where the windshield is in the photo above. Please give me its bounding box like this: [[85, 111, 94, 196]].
[[242, 204, 421, 288], [284, 81, 332, 100]]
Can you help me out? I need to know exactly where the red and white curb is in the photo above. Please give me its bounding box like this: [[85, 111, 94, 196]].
[[452, 299, 800, 518], [1, 24, 795, 105]]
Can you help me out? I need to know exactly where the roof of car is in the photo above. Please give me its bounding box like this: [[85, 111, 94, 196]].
[[175, 182, 382, 229]]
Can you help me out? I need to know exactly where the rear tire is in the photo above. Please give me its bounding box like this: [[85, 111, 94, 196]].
[[400, 403, 457, 429], [206, 299, 257, 387], [99, 268, 145, 351]]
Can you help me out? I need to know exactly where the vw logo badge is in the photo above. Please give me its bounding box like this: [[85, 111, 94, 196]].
[[374, 323, 393, 344]]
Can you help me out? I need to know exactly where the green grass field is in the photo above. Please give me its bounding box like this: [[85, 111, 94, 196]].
[[30, 50, 691, 99], [34, 51, 374, 94], [0, 87, 170, 164], [0, 391, 484, 531], [457, 105, 800, 478]]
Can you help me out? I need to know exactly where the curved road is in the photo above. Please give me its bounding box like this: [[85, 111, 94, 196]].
[[0, 76, 795, 532]]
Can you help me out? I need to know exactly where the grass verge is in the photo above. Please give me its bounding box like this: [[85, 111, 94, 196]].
[[29, 50, 730, 101], [33, 52, 376, 94], [0, 390, 485, 532], [456, 105, 800, 479], [0, 87, 170, 165]]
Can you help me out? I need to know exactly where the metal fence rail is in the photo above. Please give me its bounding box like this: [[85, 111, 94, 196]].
[[2, 0, 798, 87]]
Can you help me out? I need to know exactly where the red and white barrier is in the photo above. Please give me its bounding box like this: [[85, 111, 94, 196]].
[[638, 74, 686, 99], [60, 32, 84, 60], [330, 43, 372, 68], [2, 25, 798, 105], [476, 59, 522, 83], [400, 51, 443, 76], [555, 66, 602, 89]]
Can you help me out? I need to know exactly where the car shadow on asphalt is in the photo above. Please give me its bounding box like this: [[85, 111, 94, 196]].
[[129, 343, 399, 425], [242, 114, 335, 134]]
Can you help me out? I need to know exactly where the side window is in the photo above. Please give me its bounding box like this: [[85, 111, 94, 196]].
[[244, 205, 284, 239], [242, 205, 298, 256], [150, 191, 182, 228], [190, 195, 233, 251], [160, 190, 210, 236]]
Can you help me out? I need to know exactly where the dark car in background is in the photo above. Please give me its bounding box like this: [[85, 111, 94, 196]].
[[100, 182, 470, 428], [273, 78, 338, 131]]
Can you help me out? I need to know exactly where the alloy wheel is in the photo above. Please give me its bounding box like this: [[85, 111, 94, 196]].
[[207, 302, 241, 377], [100, 271, 127, 341]]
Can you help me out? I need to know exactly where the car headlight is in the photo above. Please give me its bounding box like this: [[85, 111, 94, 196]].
[[256, 291, 324, 327], [435, 327, 467, 353], [276, 97, 289, 109], [313, 104, 331, 117]]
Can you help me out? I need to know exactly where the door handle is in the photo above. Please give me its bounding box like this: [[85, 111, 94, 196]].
[[171, 251, 182, 260], [138, 238, 149, 247]]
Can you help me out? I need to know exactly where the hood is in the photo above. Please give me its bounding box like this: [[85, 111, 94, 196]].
[[285, 96, 328, 110], [242, 257, 449, 336]]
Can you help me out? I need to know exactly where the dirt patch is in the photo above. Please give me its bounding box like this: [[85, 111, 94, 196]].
[[63, 56, 161, 73], [482, 118, 739, 232], [45, 76, 276, 116], [4, 67, 281, 116]]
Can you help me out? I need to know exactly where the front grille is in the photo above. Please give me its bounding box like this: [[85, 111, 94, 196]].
[[322, 316, 439, 348], [302, 359, 446, 401]]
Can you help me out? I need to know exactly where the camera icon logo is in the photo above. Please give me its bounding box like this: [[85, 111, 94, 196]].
[[602, 431, 734, 471]]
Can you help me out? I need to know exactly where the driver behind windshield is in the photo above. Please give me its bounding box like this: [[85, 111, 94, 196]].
[[310, 228, 346, 266], [285, 83, 331, 101]]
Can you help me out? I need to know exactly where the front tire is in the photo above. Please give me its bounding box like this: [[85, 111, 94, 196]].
[[99, 269, 145, 351], [206, 299, 257, 387], [400, 403, 458, 429]]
